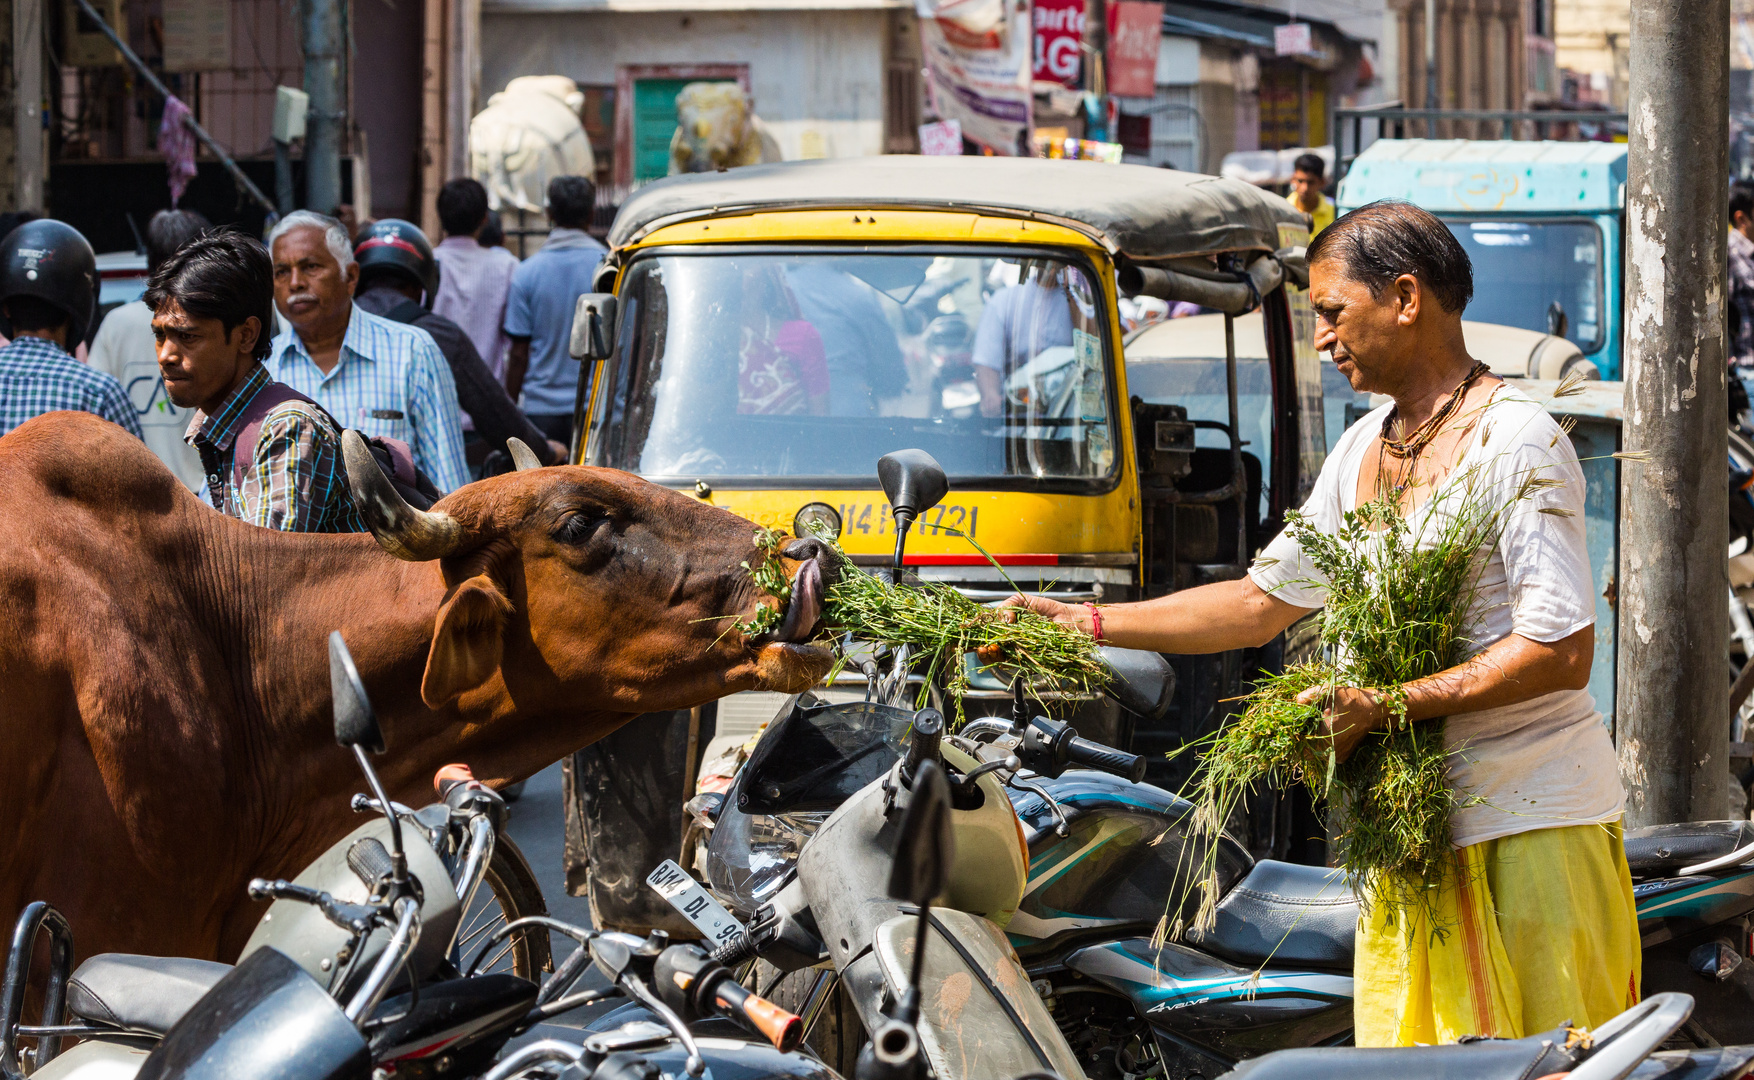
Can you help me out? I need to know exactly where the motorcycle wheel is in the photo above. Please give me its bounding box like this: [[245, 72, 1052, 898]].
[[455, 835, 554, 980], [758, 963, 865, 1074]]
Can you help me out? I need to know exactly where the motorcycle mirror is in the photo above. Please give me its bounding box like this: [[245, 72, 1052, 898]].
[[329, 631, 406, 878], [887, 759, 954, 907], [329, 632, 384, 754], [877, 450, 948, 520], [1098, 646, 1176, 721]]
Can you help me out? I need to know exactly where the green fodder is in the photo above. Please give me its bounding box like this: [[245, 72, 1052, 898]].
[[819, 548, 1110, 719], [736, 527, 1109, 720], [1172, 451, 1565, 938]]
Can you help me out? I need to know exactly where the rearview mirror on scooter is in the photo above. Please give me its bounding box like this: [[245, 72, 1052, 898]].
[[888, 757, 954, 908], [328, 631, 408, 885], [330, 632, 384, 754], [1098, 646, 1176, 721], [877, 449, 948, 574]]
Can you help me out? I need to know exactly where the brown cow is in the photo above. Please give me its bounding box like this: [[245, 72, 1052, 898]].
[[0, 411, 833, 965]]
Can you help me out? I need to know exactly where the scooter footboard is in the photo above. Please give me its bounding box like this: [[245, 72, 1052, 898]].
[[872, 909, 1084, 1080]]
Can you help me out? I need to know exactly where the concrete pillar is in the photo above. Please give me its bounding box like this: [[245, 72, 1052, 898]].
[[13, 0, 41, 212], [1617, 0, 1731, 824]]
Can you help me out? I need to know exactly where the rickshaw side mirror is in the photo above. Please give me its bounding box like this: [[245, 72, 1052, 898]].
[[878, 449, 949, 519], [568, 293, 619, 362]]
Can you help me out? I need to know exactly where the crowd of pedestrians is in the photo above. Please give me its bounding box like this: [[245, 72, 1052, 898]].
[[0, 174, 607, 532]]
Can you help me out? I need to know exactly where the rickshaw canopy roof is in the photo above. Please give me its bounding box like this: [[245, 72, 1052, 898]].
[[607, 157, 1309, 262]]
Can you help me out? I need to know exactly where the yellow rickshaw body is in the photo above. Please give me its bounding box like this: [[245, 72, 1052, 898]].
[[605, 210, 1141, 565]]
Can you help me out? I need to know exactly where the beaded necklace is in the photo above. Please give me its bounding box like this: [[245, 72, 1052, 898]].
[[1375, 360, 1492, 500]]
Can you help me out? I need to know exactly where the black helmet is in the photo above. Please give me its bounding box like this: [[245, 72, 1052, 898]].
[[354, 219, 440, 308], [0, 220, 97, 345]]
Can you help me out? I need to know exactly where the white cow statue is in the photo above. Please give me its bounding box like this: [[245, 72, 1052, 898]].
[[470, 75, 596, 215]]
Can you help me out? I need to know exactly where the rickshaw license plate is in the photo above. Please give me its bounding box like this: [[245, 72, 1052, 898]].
[[646, 860, 746, 946]]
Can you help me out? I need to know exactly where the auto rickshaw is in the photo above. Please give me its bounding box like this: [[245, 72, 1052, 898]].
[[561, 157, 1330, 928]]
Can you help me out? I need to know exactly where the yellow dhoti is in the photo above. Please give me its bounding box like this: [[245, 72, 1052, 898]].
[[1354, 820, 1640, 1047]]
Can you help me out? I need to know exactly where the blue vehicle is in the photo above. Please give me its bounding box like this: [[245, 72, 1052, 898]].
[[1337, 139, 1628, 379]]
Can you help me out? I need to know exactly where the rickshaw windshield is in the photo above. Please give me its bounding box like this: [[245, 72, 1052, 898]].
[[594, 249, 1119, 490]]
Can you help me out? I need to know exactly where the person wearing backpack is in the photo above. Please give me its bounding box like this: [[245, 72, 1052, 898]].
[[149, 230, 365, 532]]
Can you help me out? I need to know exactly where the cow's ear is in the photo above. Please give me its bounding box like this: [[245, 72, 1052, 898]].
[[422, 573, 514, 708]]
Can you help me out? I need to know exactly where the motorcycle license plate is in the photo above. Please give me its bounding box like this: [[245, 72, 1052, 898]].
[[646, 860, 746, 947]]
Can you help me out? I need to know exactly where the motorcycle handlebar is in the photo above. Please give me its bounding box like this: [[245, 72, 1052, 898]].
[[903, 708, 945, 779], [1063, 734, 1146, 783], [710, 977, 804, 1053]]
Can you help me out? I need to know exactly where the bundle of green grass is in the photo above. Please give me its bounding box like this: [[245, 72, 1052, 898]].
[[738, 527, 1108, 717]]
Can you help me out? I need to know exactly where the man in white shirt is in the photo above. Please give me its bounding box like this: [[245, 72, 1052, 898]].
[[1006, 201, 1636, 1048], [88, 209, 210, 489], [432, 178, 520, 382]]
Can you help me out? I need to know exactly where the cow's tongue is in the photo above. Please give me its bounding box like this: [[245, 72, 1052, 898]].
[[773, 558, 824, 644]]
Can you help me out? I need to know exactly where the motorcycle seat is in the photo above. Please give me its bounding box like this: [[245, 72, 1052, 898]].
[[67, 953, 231, 1035], [1188, 860, 1357, 971], [1218, 1028, 1579, 1080], [1623, 821, 1754, 878]]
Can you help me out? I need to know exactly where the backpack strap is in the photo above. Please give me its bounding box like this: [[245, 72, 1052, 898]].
[[231, 380, 324, 493], [228, 377, 443, 512]]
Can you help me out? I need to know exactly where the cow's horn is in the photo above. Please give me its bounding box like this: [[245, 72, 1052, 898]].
[[341, 430, 462, 561], [507, 437, 543, 472]]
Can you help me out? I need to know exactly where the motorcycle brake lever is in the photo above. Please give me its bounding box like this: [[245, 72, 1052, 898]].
[[1007, 776, 1071, 837], [247, 879, 382, 935]]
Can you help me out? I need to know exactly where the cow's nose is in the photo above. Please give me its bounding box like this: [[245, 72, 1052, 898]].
[[781, 537, 828, 563]]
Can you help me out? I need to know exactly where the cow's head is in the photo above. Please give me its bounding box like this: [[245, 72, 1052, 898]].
[[343, 435, 835, 713]]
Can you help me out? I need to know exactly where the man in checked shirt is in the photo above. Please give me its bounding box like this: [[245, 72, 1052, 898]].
[[150, 231, 364, 532]]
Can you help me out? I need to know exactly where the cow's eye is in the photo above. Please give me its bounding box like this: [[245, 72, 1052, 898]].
[[554, 511, 609, 545]]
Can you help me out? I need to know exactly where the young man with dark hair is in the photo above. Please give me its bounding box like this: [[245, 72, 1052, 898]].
[[90, 208, 213, 488], [504, 174, 607, 443], [1288, 151, 1335, 237], [1728, 182, 1754, 367], [149, 231, 363, 532], [1013, 199, 1634, 1046], [433, 177, 520, 383]]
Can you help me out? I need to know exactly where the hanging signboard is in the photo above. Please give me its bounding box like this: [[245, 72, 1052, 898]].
[[1033, 0, 1083, 86], [919, 0, 1033, 155], [1106, 1, 1162, 98], [919, 118, 965, 155], [1274, 21, 1311, 57], [163, 0, 232, 72]]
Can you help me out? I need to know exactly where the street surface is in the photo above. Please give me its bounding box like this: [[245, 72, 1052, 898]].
[[501, 760, 619, 1039]]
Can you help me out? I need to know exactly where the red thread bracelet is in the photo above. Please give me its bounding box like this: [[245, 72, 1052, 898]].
[[1083, 602, 1104, 642]]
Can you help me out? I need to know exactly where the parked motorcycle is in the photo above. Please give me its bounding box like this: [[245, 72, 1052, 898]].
[[690, 449, 1754, 1079], [0, 632, 550, 1080]]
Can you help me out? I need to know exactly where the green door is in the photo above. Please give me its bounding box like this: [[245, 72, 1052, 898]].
[[632, 77, 734, 184]]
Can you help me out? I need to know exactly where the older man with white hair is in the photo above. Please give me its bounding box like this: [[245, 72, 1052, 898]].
[[264, 210, 468, 493]]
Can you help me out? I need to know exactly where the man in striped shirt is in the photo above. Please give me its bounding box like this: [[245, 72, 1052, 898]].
[[266, 211, 469, 493], [0, 218, 142, 441], [153, 231, 363, 532]]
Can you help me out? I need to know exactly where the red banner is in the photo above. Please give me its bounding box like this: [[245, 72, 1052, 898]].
[[1032, 0, 1084, 86], [1106, 1, 1163, 98]]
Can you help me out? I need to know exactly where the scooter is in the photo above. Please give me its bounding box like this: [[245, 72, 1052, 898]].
[[0, 632, 550, 1080], [694, 449, 1754, 1078]]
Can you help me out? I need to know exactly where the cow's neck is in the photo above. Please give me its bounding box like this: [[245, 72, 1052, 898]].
[[211, 533, 630, 884]]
